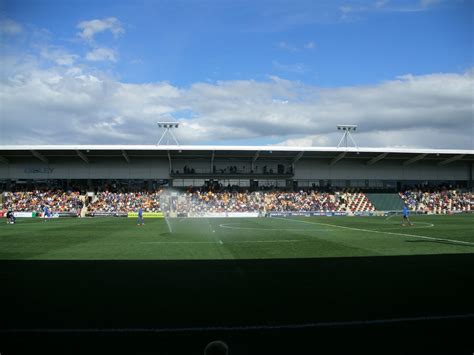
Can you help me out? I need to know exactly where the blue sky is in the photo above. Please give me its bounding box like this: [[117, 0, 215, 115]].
[[0, 0, 473, 147]]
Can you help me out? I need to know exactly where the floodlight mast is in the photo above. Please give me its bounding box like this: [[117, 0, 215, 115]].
[[336, 124, 358, 149], [157, 122, 180, 145]]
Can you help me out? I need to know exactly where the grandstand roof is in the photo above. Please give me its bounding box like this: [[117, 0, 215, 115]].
[[0, 145, 473, 165]]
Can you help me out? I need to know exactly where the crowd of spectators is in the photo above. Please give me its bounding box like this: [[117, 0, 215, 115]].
[[173, 189, 373, 214], [400, 189, 472, 214], [3, 189, 83, 213], [176, 191, 261, 213], [265, 190, 372, 213], [3, 187, 472, 215], [3, 188, 368, 214], [87, 190, 164, 213]]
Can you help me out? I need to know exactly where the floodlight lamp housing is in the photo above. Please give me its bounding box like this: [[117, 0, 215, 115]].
[[157, 122, 179, 129], [337, 124, 357, 131]]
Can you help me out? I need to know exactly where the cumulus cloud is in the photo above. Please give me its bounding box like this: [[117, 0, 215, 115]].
[[77, 17, 124, 42], [276, 135, 330, 147], [40, 47, 79, 66], [85, 47, 117, 62], [0, 54, 472, 148]]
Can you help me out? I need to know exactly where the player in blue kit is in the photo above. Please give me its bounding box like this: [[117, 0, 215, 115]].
[[43, 205, 51, 222], [402, 204, 413, 226], [137, 206, 145, 226]]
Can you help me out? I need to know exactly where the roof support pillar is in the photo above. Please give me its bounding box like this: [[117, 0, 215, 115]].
[[30, 150, 49, 163], [211, 150, 215, 174], [403, 153, 427, 166], [330, 152, 346, 166], [366, 152, 388, 166], [122, 150, 130, 163], [76, 150, 89, 164], [167, 150, 172, 173], [438, 154, 465, 166], [251, 150, 260, 171], [292, 151, 304, 166]]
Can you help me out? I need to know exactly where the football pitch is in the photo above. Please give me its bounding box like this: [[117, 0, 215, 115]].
[[1, 214, 473, 259], [2, 215, 474, 354]]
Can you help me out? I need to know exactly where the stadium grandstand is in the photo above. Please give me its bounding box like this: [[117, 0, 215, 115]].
[[2, 144, 474, 355], [1, 145, 473, 216]]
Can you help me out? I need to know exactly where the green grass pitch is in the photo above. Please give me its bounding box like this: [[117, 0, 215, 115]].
[[2, 214, 474, 354], [1, 214, 473, 259]]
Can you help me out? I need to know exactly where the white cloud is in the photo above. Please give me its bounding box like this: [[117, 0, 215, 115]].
[[276, 135, 330, 147], [420, 0, 440, 8], [278, 41, 298, 52], [339, 0, 441, 18], [85, 47, 117, 62], [40, 47, 79, 66], [278, 41, 316, 51], [0, 54, 472, 149], [77, 17, 124, 42], [375, 0, 390, 9], [339, 6, 353, 14], [272, 61, 307, 74], [0, 18, 23, 35], [304, 41, 316, 49]]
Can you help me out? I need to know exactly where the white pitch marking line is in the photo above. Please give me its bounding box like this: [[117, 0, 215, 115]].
[[141, 240, 307, 245], [274, 217, 474, 246], [384, 213, 398, 221], [219, 223, 334, 232], [141, 241, 216, 244], [372, 222, 434, 231], [5, 313, 474, 333]]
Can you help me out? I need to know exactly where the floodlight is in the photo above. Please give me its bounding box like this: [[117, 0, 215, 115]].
[[336, 124, 359, 149], [157, 121, 180, 145]]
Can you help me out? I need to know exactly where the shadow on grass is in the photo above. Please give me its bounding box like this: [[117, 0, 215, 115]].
[[1, 254, 474, 354]]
